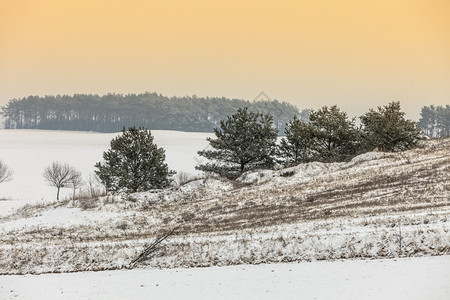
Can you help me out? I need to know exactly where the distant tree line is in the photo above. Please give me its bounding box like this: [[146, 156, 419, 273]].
[[419, 105, 450, 138], [0, 93, 307, 134]]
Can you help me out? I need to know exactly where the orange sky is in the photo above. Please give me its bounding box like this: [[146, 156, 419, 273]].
[[1, 0, 449, 119]]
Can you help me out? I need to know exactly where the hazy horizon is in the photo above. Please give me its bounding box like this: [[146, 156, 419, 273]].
[[1, 0, 449, 120]]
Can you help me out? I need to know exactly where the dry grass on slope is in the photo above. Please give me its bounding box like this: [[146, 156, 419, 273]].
[[155, 139, 450, 236]]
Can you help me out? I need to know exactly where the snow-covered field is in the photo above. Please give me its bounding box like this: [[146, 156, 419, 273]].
[[0, 129, 212, 212], [0, 129, 449, 298], [2, 256, 449, 300]]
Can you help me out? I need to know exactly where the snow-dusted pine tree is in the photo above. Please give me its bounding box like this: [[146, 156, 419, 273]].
[[196, 107, 278, 179], [360, 101, 421, 152], [278, 116, 315, 166], [306, 105, 360, 162], [95, 127, 175, 193], [283, 105, 360, 163]]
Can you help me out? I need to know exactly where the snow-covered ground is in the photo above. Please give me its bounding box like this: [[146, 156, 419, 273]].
[[0, 129, 449, 298], [0, 129, 212, 210], [1, 256, 449, 300]]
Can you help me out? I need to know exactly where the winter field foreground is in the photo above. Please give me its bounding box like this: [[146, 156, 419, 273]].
[[0, 129, 449, 298], [2, 255, 449, 300], [0, 130, 448, 275]]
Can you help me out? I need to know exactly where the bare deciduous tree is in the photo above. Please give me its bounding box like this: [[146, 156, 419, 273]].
[[71, 173, 83, 198], [87, 173, 105, 198], [42, 162, 82, 200], [0, 160, 13, 184]]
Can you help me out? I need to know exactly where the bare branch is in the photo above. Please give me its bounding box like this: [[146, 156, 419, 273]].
[[130, 227, 177, 268], [0, 160, 13, 184]]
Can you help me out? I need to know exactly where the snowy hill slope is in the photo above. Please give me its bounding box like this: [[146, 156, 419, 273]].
[[0, 138, 449, 274]]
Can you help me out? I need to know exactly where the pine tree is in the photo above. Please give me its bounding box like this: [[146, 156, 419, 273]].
[[308, 105, 360, 162], [436, 105, 450, 138], [360, 101, 420, 152], [419, 105, 436, 137], [196, 107, 278, 179], [95, 127, 175, 193], [278, 116, 315, 166]]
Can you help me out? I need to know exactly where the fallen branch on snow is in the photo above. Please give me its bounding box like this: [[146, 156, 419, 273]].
[[130, 227, 177, 268]]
